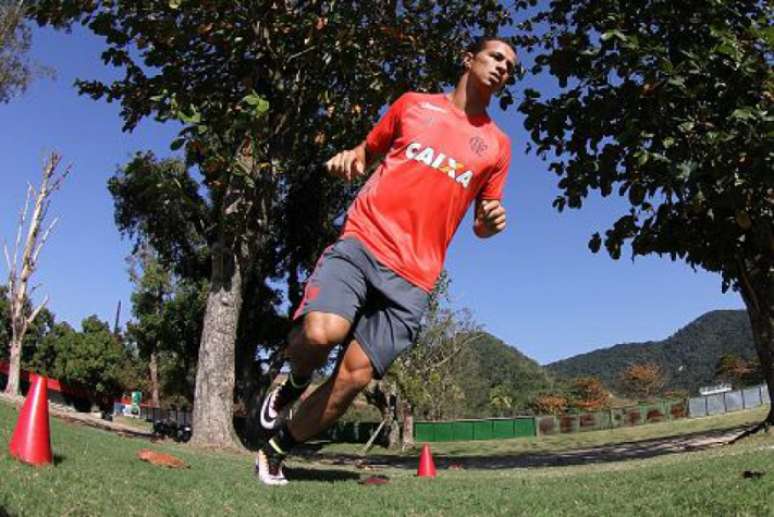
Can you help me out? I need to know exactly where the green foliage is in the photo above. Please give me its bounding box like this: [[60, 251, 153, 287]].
[[548, 310, 756, 395], [0, 284, 56, 365], [34, 0, 521, 282], [0, 1, 52, 103], [125, 248, 208, 405], [390, 273, 556, 419], [714, 352, 763, 387], [389, 273, 480, 420], [465, 332, 556, 415], [108, 154, 211, 280], [517, 0, 773, 290], [33, 315, 126, 399]]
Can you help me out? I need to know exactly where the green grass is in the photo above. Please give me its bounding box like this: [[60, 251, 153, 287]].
[[2, 401, 774, 516]]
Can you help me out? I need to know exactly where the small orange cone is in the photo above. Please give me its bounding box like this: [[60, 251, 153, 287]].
[[417, 443, 436, 478], [8, 374, 52, 466]]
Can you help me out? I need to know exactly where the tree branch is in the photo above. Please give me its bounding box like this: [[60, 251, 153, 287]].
[[31, 216, 59, 265], [26, 295, 49, 326], [736, 256, 761, 315]]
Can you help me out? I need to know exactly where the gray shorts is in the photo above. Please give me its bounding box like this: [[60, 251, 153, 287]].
[[292, 238, 429, 378]]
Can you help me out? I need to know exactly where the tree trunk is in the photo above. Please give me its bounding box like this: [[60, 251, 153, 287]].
[[191, 244, 244, 448], [401, 399, 414, 449], [386, 389, 400, 449], [738, 258, 774, 424], [190, 137, 268, 449], [751, 311, 774, 424], [149, 349, 160, 408], [5, 336, 22, 395]]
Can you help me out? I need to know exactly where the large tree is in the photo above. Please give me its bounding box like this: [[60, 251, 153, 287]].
[[126, 246, 174, 407], [0, 0, 52, 103], [34, 1, 517, 447], [518, 1, 773, 431], [3, 153, 67, 395]]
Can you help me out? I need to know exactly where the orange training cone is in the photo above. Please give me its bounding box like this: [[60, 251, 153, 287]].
[[8, 374, 52, 466], [417, 443, 436, 478]]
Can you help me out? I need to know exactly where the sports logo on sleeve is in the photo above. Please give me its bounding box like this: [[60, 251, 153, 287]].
[[405, 141, 474, 188]]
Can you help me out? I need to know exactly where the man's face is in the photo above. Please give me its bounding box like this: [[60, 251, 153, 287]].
[[464, 40, 518, 95]]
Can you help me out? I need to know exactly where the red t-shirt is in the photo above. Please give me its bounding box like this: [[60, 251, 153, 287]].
[[341, 92, 511, 292]]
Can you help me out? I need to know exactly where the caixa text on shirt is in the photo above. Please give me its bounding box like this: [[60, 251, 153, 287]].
[[404, 142, 474, 188]]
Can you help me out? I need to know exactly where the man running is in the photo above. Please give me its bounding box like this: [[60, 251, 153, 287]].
[[256, 36, 518, 485]]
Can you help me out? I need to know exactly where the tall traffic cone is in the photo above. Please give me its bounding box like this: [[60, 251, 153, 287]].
[[8, 374, 52, 466], [416, 443, 436, 478]]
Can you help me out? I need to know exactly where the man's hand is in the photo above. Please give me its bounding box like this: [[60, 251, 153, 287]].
[[474, 199, 507, 238], [325, 146, 366, 181]]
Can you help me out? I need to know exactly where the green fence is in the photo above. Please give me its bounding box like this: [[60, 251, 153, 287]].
[[413, 417, 536, 442], [323, 399, 688, 444]]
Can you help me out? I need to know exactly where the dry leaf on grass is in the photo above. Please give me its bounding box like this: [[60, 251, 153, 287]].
[[137, 449, 189, 469], [358, 475, 389, 485]]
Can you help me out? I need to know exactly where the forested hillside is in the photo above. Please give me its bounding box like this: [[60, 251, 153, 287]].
[[461, 332, 556, 416], [547, 310, 754, 395]]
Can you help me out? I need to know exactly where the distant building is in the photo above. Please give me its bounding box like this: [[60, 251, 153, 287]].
[[698, 383, 732, 396]]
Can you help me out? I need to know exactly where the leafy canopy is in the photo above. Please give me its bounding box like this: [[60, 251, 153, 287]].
[[517, 0, 773, 291]]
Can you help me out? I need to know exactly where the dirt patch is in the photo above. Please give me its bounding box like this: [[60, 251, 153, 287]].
[[300, 426, 748, 471], [0, 392, 153, 439]]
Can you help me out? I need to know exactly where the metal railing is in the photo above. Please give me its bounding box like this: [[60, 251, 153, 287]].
[[688, 383, 770, 418]]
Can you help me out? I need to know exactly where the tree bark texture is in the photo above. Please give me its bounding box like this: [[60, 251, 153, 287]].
[[401, 400, 414, 449], [737, 257, 774, 424], [149, 349, 160, 408], [191, 244, 244, 448], [190, 138, 269, 448]]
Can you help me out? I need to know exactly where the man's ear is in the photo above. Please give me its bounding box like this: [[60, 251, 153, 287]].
[[462, 51, 473, 71]]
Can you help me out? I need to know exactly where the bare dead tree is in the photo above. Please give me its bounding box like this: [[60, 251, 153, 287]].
[[3, 152, 69, 395]]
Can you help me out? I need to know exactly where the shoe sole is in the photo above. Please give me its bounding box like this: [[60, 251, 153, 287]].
[[255, 456, 288, 486]]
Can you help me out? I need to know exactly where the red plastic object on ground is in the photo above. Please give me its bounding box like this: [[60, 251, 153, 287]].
[[417, 443, 437, 478], [8, 375, 53, 466]]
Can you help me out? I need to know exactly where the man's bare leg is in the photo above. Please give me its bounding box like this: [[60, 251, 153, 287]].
[[259, 311, 351, 430], [288, 338, 374, 441], [256, 311, 374, 485]]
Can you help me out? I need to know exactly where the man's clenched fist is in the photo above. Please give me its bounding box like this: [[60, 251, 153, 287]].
[[325, 149, 365, 181], [476, 199, 507, 237]]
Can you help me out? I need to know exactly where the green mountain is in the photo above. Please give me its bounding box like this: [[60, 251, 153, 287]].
[[462, 332, 556, 415], [546, 310, 755, 395]]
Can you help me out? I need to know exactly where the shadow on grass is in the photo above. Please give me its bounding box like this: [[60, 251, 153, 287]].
[[300, 424, 751, 471], [285, 466, 360, 483]]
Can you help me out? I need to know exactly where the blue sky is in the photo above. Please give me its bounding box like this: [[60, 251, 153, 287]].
[[0, 26, 744, 365]]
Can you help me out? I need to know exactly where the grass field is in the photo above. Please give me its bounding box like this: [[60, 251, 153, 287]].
[[2, 401, 774, 516]]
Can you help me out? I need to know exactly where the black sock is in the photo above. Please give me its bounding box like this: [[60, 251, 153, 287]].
[[266, 422, 299, 457], [287, 371, 312, 390], [277, 372, 311, 401]]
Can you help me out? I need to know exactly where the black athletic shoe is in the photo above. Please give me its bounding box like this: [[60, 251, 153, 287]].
[[259, 377, 308, 431]]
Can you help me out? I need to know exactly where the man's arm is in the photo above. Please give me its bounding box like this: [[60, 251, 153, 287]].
[[474, 199, 507, 238], [324, 141, 370, 181]]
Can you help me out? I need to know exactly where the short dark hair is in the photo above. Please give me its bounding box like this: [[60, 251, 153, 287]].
[[463, 36, 524, 81], [465, 36, 514, 55]]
